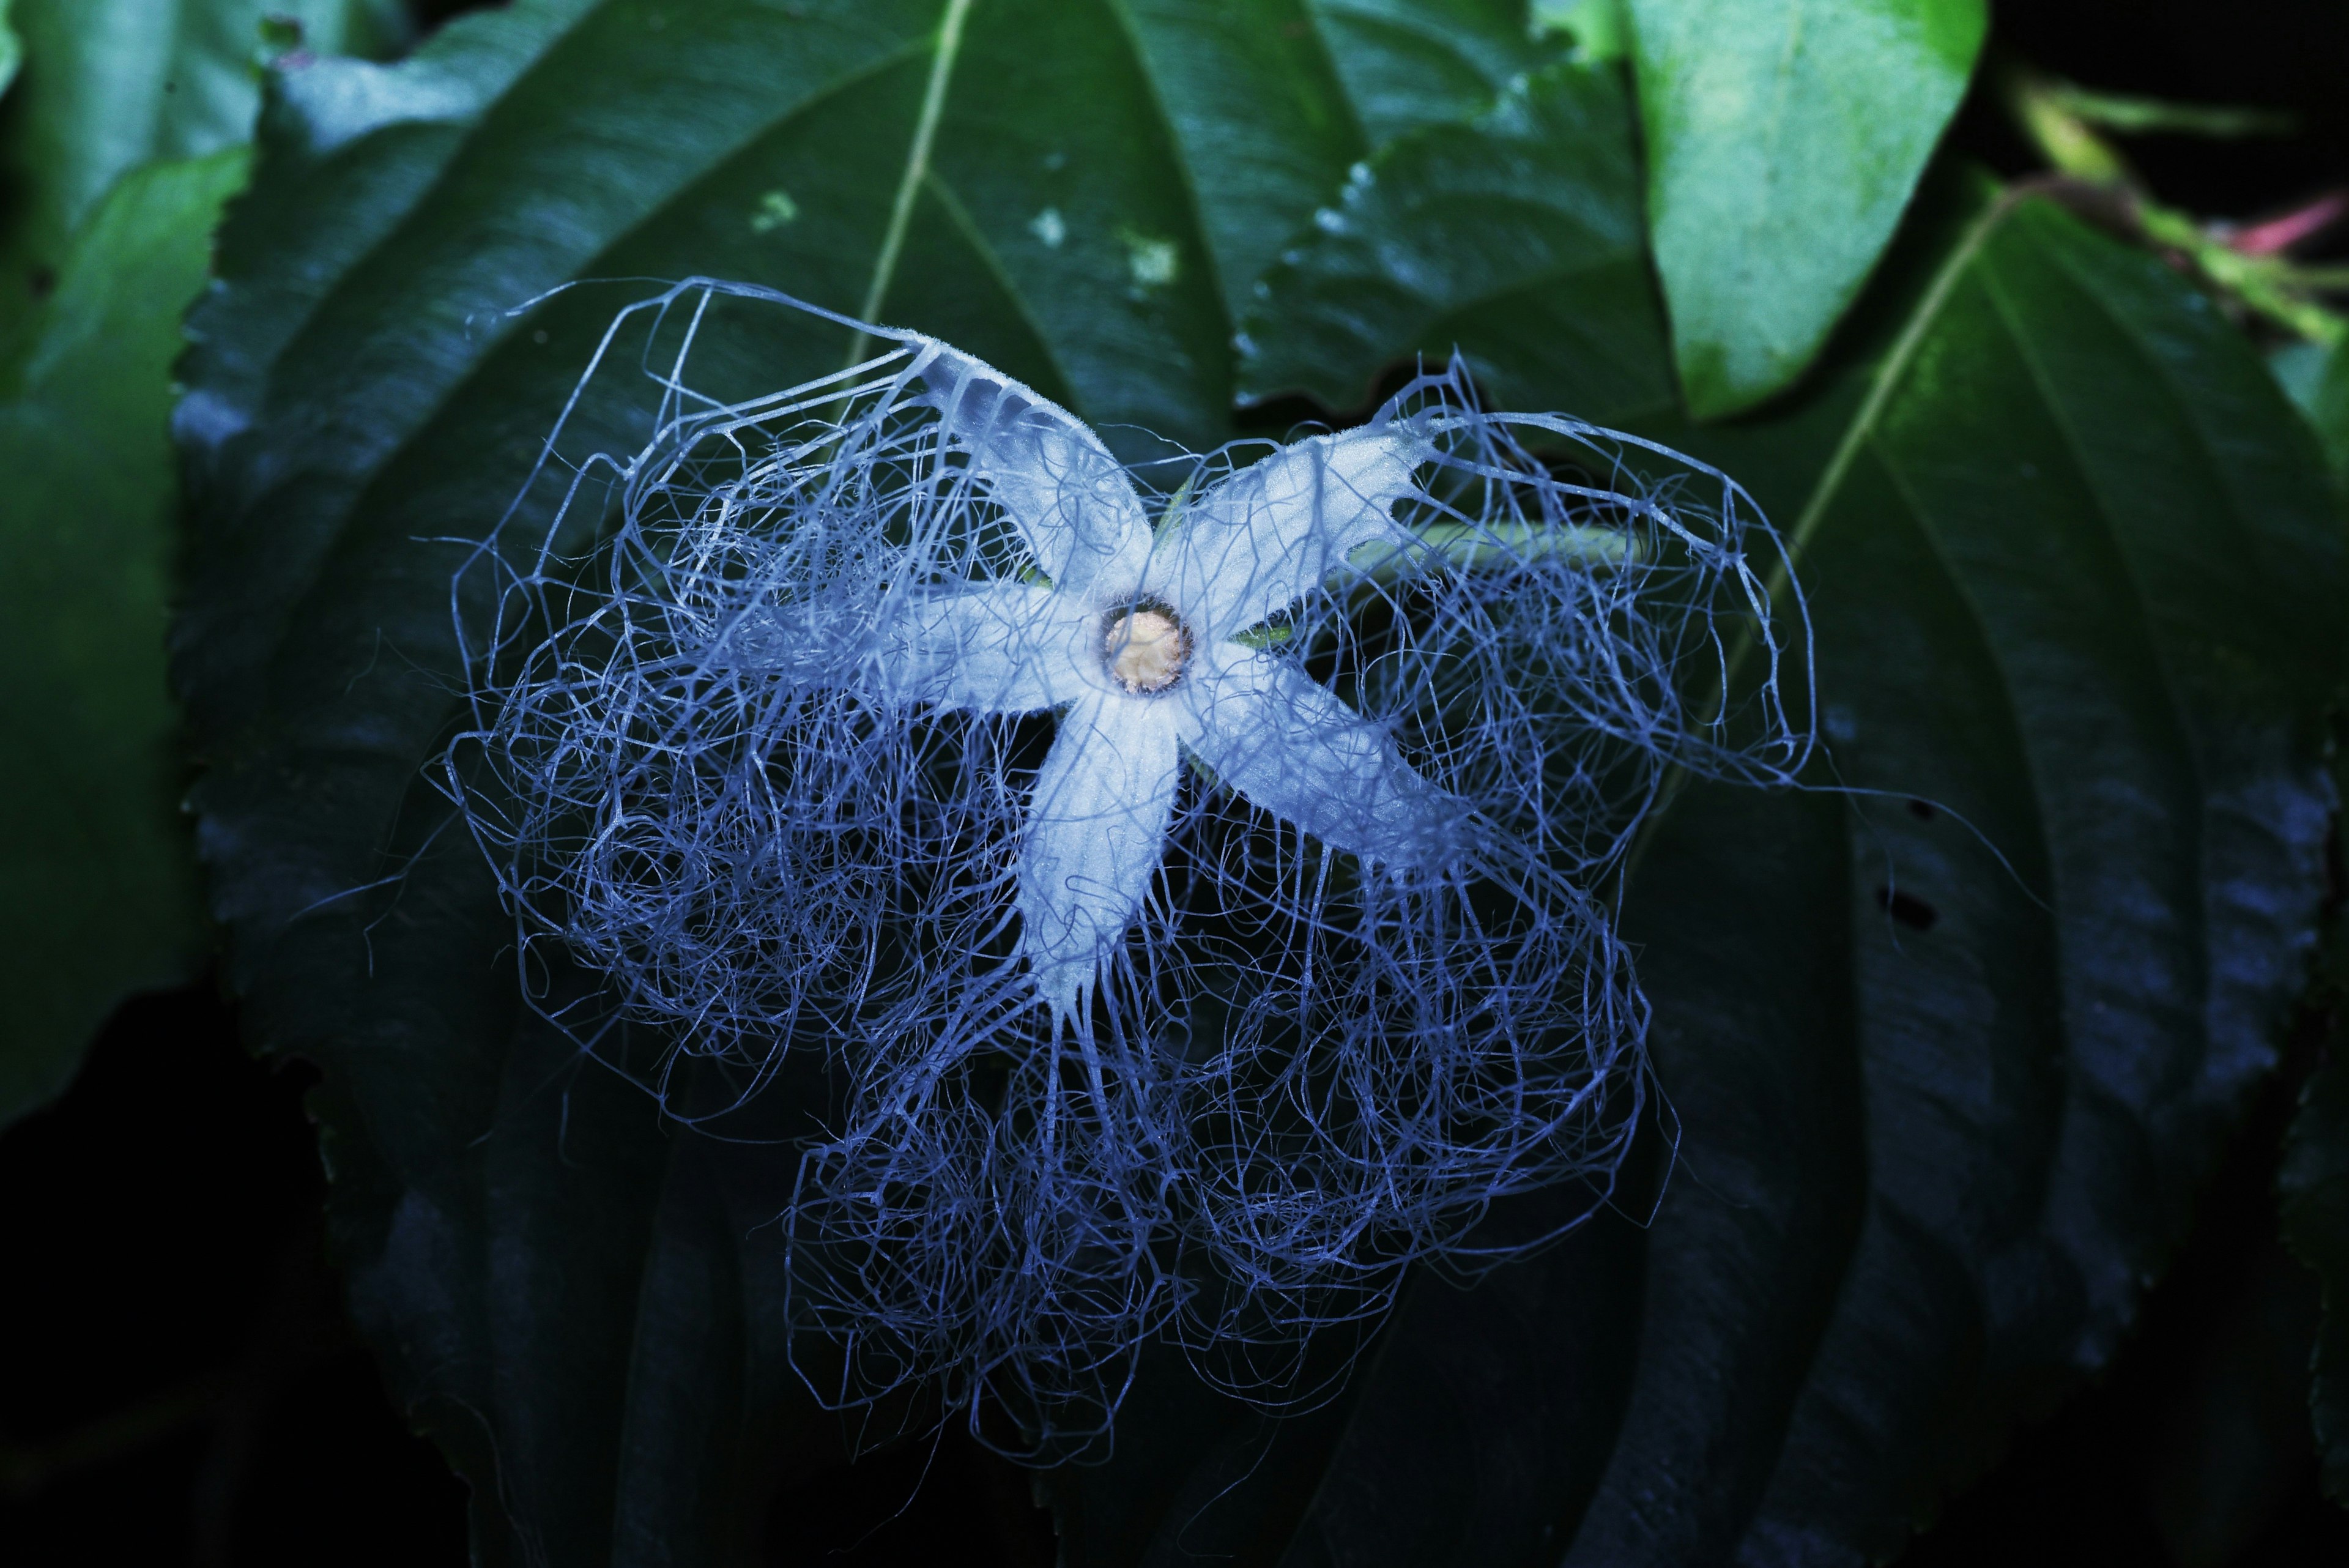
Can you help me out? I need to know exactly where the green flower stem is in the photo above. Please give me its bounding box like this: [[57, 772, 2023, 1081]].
[[2003, 67, 2348, 348]]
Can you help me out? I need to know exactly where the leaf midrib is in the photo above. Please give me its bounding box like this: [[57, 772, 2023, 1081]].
[[1615, 193, 2022, 901], [847, 0, 972, 359], [256, 0, 1385, 723], [1653, 199, 2262, 1556], [1607, 196, 2143, 1562], [1779, 194, 2017, 565]]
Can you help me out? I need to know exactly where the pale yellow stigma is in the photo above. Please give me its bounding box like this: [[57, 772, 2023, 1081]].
[[1104, 608, 1188, 694]]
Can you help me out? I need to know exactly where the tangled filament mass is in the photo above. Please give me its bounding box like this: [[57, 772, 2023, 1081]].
[[448, 280, 1811, 1458]]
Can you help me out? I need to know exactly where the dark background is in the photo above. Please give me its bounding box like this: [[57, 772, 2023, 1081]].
[[6, 1, 2348, 1562]]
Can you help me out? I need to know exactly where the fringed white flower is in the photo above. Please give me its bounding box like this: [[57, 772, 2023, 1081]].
[[451, 280, 1809, 1457]]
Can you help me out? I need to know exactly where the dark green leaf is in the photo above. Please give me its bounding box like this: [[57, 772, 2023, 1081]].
[[1238, 62, 1671, 420], [171, 2, 1551, 1559], [175, 0, 2345, 1558], [1307, 0, 1567, 147], [0, 0, 403, 342], [1058, 185, 2346, 1563], [0, 147, 243, 1128], [1627, 0, 1987, 418], [0, 0, 398, 1122]]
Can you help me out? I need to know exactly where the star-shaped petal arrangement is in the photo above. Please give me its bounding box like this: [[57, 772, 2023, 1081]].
[[889, 347, 1466, 1027], [455, 280, 1811, 1455]]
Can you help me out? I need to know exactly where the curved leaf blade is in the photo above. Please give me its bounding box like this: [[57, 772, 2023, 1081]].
[[177, 0, 2345, 1556], [1627, 0, 1987, 418], [0, 147, 245, 1127], [1059, 188, 2345, 1566], [1616, 195, 2337, 1562], [0, 0, 400, 342]]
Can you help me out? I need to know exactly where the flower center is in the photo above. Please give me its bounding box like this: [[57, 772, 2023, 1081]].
[[1103, 608, 1188, 694]]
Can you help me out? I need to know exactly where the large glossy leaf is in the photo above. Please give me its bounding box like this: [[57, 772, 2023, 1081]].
[[0, 147, 244, 1127], [171, 2, 1554, 1561], [1626, 0, 1987, 419], [176, 1, 2344, 1562], [0, 0, 401, 343], [1081, 171, 2345, 1562]]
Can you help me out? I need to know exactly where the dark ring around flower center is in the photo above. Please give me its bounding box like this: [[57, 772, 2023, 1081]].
[[1102, 599, 1189, 694]]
